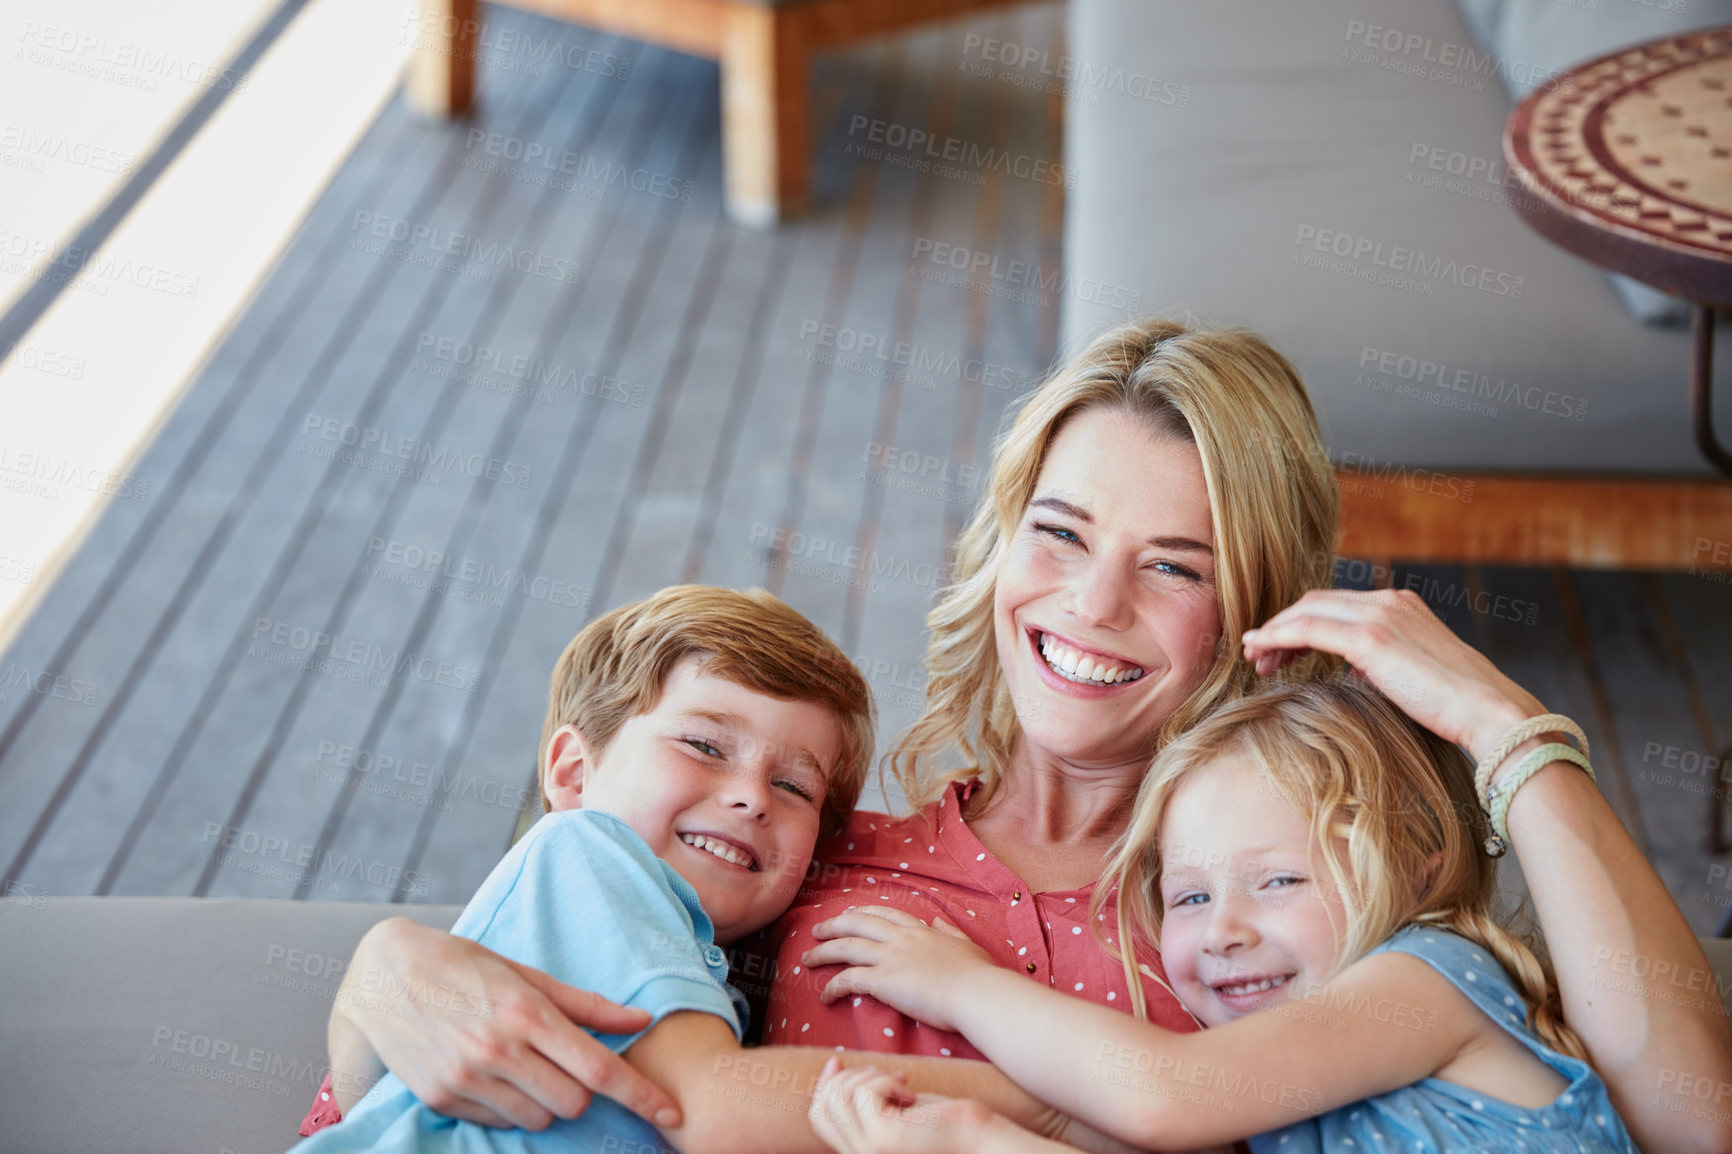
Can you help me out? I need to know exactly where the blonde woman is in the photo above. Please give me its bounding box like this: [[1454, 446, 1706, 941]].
[[305, 320, 1732, 1153]]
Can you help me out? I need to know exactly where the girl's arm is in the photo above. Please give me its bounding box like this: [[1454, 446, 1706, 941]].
[[1244, 588, 1732, 1154], [806, 909, 1476, 1151]]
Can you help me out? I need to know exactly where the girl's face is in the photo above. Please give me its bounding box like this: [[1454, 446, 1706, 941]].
[[1156, 754, 1347, 1027], [993, 407, 1221, 768]]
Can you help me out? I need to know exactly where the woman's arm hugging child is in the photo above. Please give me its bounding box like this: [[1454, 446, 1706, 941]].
[[804, 673, 1638, 1154]]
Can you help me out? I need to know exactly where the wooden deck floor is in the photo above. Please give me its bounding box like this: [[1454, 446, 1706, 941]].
[[1, 4, 1729, 935]]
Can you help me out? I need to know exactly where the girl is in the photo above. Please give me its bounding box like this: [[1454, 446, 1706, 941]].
[[801, 676, 1637, 1153]]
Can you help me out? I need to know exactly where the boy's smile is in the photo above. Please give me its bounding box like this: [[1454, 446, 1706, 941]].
[[546, 656, 843, 945], [676, 831, 758, 870]]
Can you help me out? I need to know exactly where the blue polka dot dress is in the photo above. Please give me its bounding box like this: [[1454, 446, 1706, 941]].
[[1249, 925, 1638, 1153]]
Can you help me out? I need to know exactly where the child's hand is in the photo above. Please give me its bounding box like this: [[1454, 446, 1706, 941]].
[[802, 908, 991, 1031], [809, 1056, 994, 1154]]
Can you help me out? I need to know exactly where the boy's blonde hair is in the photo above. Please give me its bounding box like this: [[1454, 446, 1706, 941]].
[[538, 585, 875, 836], [888, 318, 1339, 812], [1097, 675, 1586, 1061]]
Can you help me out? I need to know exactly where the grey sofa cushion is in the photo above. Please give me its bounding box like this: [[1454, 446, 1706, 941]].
[[1064, 0, 1730, 472], [1455, 0, 1732, 326], [2, 895, 1731, 1153], [0, 896, 459, 1154]]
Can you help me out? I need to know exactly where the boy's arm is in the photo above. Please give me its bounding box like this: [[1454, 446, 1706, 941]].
[[626, 1011, 1126, 1154]]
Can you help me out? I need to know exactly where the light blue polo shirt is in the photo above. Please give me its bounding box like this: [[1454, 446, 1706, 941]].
[[292, 809, 744, 1154]]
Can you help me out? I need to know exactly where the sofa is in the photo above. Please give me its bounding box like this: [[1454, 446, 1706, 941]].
[[0, 897, 460, 1154], [3, 895, 1732, 1152], [1062, 0, 1731, 482]]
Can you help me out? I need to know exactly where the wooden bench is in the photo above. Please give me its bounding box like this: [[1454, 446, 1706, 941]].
[[408, 0, 1037, 226]]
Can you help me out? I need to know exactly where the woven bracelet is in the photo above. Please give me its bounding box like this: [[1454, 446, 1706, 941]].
[[1483, 742, 1596, 857], [1474, 713, 1590, 813]]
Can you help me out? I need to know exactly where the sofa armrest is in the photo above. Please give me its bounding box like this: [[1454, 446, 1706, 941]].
[[0, 896, 460, 1154]]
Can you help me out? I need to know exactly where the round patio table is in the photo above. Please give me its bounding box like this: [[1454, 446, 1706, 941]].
[[1504, 26, 1732, 476]]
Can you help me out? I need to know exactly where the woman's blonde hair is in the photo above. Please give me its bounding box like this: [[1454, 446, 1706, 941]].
[[1098, 675, 1586, 1061], [538, 585, 875, 837], [887, 318, 1339, 811]]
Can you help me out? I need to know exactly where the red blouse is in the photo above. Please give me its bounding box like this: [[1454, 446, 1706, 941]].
[[300, 1077, 341, 1135], [755, 781, 1199, 1056], [299, 782, 1196, 1134]]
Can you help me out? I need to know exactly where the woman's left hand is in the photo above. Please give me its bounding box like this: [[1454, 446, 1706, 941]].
[[809, 1058, 991, 1154], [802, 908, 991, 1032], [1241, 587, 1541, 761]]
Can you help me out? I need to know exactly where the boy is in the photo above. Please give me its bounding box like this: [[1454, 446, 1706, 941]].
[[295, 586, 1098, 1154], [293, 585, 873, 1153]]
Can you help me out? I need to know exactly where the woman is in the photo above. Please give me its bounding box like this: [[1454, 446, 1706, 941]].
[[308, 319, 1732, 1152]]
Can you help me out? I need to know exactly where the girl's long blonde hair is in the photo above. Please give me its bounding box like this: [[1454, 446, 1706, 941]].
[[1098, 675, 1586, 1061], [887, 319, 1340, 812]]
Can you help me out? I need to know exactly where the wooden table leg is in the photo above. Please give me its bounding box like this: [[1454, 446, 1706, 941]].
[[407, 0, 480, 117], [721, 5, 810, 228], [1692, 305, 1732, 478], [1713, 739, 1732, 856]]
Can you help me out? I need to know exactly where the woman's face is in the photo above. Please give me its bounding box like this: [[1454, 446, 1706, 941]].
[[993, 406, 1221, 769]]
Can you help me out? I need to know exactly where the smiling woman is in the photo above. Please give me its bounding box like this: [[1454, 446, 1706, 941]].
[[758, 325, 1341, 1058], [887, 323, 1337, 833]]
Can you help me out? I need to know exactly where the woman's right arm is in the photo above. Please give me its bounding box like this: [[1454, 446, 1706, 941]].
[[325, 916, 683, 1129], [1499, 740, 1732, 1151]]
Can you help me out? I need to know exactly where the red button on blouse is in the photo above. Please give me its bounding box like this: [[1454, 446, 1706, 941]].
[[300, 1076, 341, 1135]]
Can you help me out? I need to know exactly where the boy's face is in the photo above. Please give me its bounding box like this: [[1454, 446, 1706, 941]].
[[1156, 755, 1346, 1027], [547, 656, 842, 945]]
